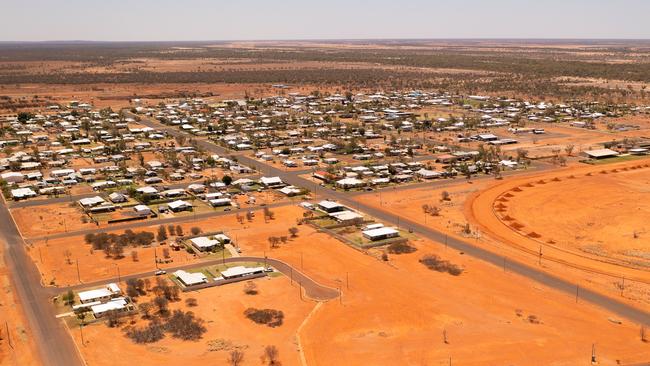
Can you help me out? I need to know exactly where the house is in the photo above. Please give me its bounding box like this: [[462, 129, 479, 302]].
[[79, 196, 105, 208], [583, 148, 619, 159], [108, 192, 127, 203], [209, 198, 232, 207], [335, 178, 365, 189], [416, 169, 441, 179], [136, 186, 159, 197], [330, 210, 364, 224], [187, 183, 206, 193], [279, 185, 302, 196], [11, 187, 37, 200], [167, 200, 193, 212], [78, 283, 121, 304], [318, 200, 346, 213], [260, 176, 284, 188], [174, 270, 207, 286], [91, 298, 129, 318], [1, 172, 24, 183], [189, 236, 221, 251], [219, 266, 266, 280], [362, 227, 400, 241], [133, 205, 152, 216]]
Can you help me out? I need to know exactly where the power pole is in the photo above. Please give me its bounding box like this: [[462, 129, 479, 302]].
[[5, 321, 12, 349], [538, 245, 542, 266], [576, 284, 580, 303], [76, 259, 81, 283], [346, 272, 349, 290], [80, 324, 85, 346], [298, 281, 303, 301], [591, 343, 596, 364]]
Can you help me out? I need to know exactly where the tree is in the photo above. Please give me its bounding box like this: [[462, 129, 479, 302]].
[[222, 175, 233, 186], [564, 144, 575, 157], [138, 302, 153, 319], [261, 345, 281, 366], [131, 250, 139, 262], [190, 227, 201, 235], [268, 236, 280, 249], [244, 281, 258, 295], [157, 225, 168, 242], [162, 247, 171, 259], [185, 298, 198, 307], [176, 225, 184, 236], [228, 350, 245, 366], [288, 227, 299, 238], [62, 289, 75, 306], [106, 310, 121, 328], [167, 224, 176, 236], [440, 191, 451, 202], [153, 296, 169, 315], [126, 279, 140, 298], [246, 211, 254, 222], [164, 310, 207, 340]]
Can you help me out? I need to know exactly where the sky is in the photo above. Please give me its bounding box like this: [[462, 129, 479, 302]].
[[2, 0, 649, 41]]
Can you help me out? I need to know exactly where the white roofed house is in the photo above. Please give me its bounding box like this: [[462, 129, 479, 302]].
[[79, 196, 106, 208], [189, 236, 222, 251], [335, 177, 365, 189], [78, 283, 122, 304], [416, 168, 442, 179], [362, 227, 400, 241], [1, 171, 24, 183], [260, 176, 284, 188], [167, 200, 193, 212], [11, 187, 37, 200], [133, 205, 152, 216], [174, 270, 207, 286]]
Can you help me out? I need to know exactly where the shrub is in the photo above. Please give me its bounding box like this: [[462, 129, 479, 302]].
[[419, 255, 463, 276], [244, 308, 284, 328], [387, 242, 416, 254]]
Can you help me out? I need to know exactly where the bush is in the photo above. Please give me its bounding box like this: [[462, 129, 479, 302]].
[[165, 310, 207, 340], [387, 242, 416, 254], [419, 255, 463, 276], [244, 308, 284, 328], [124, 321, 165, 344]]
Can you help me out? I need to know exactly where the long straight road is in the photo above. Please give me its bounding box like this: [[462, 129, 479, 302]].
[[0, 201, 84, 366], [131, 113, 650, 326]]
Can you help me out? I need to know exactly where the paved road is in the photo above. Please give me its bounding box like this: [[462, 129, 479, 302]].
[[0, 200, 84, 366], [54, 256, 339, 301], [132, 115, 650, 326]]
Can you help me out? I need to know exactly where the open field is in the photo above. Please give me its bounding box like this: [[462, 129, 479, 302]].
[[59, 203, 650, 365], [72, 275, 315, 366]]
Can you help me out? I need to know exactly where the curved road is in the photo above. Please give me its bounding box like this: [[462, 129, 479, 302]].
[[56, 256, 340, 301]]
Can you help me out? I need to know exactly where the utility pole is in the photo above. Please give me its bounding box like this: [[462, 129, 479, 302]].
[[298, 281, 303, 301], [301, 252, 303, 269], [76, 259, 81, 283], [621, 277, 625, 297], [5, 321, 12, 349], [503, 256, 506, 272], [290, 267, 293, 285], [80, 324, 85, 346], [538, 245, 542, 266], [339, 287, 342, 305], [591, 343, 596, 364], [346, 272, 349, 290], [576, 284, 580, 303]]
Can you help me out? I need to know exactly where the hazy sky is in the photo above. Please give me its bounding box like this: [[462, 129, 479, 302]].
[[2, 0, 649, 41]]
